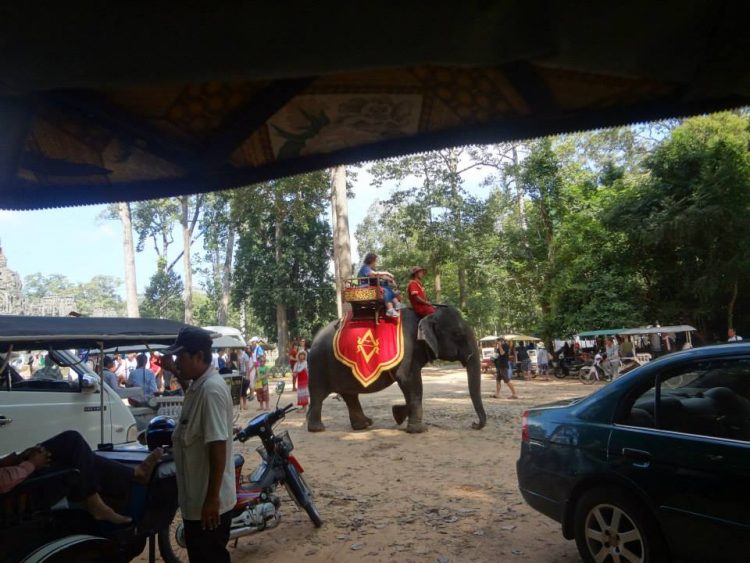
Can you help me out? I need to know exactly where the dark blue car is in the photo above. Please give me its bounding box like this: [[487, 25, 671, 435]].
[[517, 343, 750, 563]]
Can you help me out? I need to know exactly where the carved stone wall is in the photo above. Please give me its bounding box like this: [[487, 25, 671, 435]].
[[0, 245, 24, 314]]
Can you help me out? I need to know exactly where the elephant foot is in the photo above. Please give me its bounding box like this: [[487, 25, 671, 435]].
[[307, 420, 326, 432], [405, 421, 428, 434], [350, 418, 371, 431], [392, 404, 409, 425]]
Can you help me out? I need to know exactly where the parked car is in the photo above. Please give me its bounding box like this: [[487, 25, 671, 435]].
[[517, 343, 750, 563]]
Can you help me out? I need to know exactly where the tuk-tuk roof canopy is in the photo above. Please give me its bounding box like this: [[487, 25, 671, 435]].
[[577, 328, 628, 338], [0, 315, 197, 351], [1, 2, 749, 209], [619, 325, 696, 336]]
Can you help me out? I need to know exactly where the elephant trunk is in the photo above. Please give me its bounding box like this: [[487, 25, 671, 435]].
[[466, 347, 487, 430]]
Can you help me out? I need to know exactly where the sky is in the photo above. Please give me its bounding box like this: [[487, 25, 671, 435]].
[[0, 163, 492, 297]]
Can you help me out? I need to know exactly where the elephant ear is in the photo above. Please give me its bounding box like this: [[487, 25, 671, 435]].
[[419, 316, 439, 359]]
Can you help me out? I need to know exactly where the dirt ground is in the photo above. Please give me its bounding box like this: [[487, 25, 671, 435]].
[[152, 369, 590, 562]]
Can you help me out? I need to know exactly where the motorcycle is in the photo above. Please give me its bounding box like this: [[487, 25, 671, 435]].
[[159, 382, 321, 561], [579, 353, 612, 384]]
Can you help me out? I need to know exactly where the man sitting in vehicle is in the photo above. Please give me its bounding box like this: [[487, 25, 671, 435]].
[[31, 353, 63, 381], [126, 353, 158, 401], [0, 430, 162, 525]]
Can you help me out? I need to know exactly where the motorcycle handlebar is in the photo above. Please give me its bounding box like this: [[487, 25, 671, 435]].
[[233, 403, 297, 442]]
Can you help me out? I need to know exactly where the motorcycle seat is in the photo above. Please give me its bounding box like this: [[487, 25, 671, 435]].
[[234, 453, 245, 468]]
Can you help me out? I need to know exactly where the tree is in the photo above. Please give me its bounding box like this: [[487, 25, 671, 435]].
[[22, 273, 73, 300], [131, 199, 180, 260], [140, 258, 185, 320], [23, 273, 125, 316], [117, 202, 140, 317], [98, 203, 141, 317], [72, 276, 126, 316], [606, 112, 750, 337], [200, 191, 238, 325], [369, 147, 484, 308], [233, 172, 336, 352], [179, 194, 205, 323]]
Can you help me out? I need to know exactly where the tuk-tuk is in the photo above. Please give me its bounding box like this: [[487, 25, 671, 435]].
[[0, 315, 200, 562]]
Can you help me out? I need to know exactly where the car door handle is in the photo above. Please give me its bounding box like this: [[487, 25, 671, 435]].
[[0, 416, 12, 426], [622, 448, 652, 465], [705, 454, 724, 462]]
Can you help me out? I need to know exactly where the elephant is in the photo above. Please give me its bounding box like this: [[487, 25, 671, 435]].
[[306, 306, 487, 433]]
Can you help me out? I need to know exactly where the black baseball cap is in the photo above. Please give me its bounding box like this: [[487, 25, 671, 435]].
[[162, 326, 213, 355]]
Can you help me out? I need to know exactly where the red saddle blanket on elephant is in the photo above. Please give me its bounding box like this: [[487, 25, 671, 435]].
[[333, 312, 404, 387]]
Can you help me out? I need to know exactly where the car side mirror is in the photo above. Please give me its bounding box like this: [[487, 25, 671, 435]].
[[81, 375, 99, 393]]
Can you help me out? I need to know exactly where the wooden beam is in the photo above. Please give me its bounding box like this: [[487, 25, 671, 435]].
[[197, 77, 314, 166], [0, 97, 33, 185], [500, 61, 558, 115], [44, 90, 202, 166]]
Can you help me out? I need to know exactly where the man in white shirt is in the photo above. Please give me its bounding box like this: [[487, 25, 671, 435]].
[[728, 328, 743, 342], [161, 327, 236, 563], [238, 346, 255, 410]]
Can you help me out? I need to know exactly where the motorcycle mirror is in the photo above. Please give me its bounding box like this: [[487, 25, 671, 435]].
[[275, 381, 285, 408]]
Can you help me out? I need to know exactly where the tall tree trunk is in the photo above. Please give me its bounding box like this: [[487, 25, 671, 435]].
[[118, 202, 140, 317], [458, 267, 467, 311], [512, 146, 527, 231], [218, 230, 235, 325], [728, 278, 739, 330], [274, 218, 288, 365], [180, 196, 193, 324], [331, 165, 352, 317], [330, 181, 342, 317], [432, 261, 442, 304]]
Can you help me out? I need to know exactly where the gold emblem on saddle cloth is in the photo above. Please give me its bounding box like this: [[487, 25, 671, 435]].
[[356, 329, 380, 363]]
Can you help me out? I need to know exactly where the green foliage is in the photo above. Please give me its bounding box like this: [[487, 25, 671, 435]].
[[23, 273, 125, 316], [140, 258, 185, 320], [361, 113, 750, 340], [232, 172, 337, 341], [605, 112, 750, 334]]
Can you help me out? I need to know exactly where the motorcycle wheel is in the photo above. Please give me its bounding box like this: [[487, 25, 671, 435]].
[[553, 370, 567, 379], [579, 367, 595, 385], [157, 515, 188, 563], [283, 463, 323, 528]]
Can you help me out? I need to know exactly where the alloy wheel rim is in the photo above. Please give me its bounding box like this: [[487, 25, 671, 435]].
[[585, 503, 644, 563]]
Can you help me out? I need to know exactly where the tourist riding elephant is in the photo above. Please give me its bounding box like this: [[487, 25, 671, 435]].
[[307, 306, 486, 433]]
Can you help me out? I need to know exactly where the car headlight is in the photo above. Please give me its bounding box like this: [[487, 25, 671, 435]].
[[126, 423, 139, 442]]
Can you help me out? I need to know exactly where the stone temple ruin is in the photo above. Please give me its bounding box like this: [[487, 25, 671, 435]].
[[0, 244, 24, 315], [0, 243, 76, 316]]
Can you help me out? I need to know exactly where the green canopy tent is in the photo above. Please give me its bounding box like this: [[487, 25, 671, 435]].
[[1, 1, 749, 209]]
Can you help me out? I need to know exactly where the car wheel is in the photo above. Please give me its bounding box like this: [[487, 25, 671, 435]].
[[574, 487, 669, 563]]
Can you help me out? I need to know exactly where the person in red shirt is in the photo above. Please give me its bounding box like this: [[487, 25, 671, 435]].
[[407, 266, 436, 317]]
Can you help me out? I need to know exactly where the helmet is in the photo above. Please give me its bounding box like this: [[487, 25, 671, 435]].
[[146, 416, 176, 451]]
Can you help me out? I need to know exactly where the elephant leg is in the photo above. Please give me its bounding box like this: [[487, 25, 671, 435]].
[[341, 393, 373, 430], [393, 380, 411, 425], [403, 369, 428, 434], [307, 374, 328, 433], [392, 404, 409, 425]]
